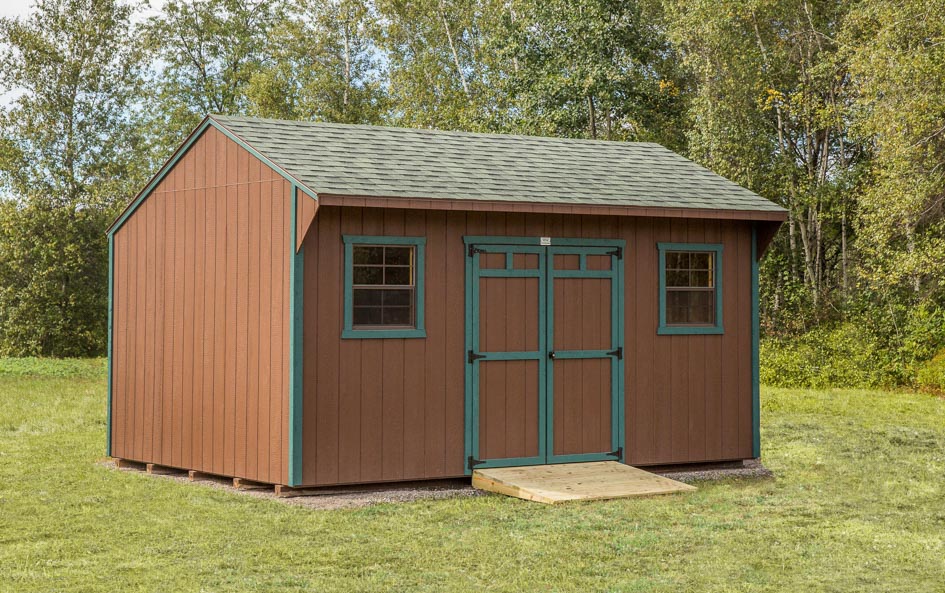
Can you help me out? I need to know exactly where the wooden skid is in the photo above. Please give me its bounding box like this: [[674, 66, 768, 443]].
[[113, 458, 146, 470], [146, 463, 186, 476], [472, 461, 697, 504], [233, 477, 270, 490]]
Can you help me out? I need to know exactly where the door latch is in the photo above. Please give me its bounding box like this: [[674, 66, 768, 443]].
[[548, 351, 556, 359]]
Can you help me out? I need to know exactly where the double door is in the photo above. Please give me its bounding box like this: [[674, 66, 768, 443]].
[[464, 238, 625, 471]]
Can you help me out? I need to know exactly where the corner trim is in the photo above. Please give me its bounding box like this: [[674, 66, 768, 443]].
[[751, 225, 761, 458], [288, 185, 305, 485], [106, 234, 114, 457]]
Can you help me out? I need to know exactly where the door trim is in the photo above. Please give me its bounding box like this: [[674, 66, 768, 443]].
[[463, 236, 626, 474]]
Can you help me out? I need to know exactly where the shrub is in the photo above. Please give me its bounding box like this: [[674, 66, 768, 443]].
[[761, 323, 894, 389], [0, 357, 107, 379], [916, 351, 945, 393]]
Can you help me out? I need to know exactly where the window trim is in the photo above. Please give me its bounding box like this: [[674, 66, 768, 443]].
[[657, 242, 724, 335], [342, 235, 426, 339]]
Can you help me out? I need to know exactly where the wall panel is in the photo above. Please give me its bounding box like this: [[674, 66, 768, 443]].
[[299, 206, 756, 487], [111, 126, 292, 484]]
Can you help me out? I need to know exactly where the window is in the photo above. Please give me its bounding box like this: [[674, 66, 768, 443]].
[[342, 236, 425, 338], [658, 243, 723, 335]]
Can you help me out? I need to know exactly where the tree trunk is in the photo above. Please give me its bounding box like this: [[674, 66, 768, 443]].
[[587, 95, 597, 139]]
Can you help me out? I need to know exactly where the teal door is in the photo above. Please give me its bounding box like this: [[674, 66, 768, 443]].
[[464, 237, 625, 472]]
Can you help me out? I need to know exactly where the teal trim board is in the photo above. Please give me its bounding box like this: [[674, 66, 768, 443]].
[[341, 235, 426, 339], [751, 225, 761, 458], [106, 116, 318, 237], [657, 242, 724, 335], [106, 234, 114, 457], [464, 238, 626, 472], [288, 185, 304, 486]]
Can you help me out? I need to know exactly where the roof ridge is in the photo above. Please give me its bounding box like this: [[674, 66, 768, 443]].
[[209, 114, 667, 148]]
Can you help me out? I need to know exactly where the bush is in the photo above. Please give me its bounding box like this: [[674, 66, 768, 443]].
[[916, 351, 945, 393], [761, 304, 945, 389], [0, 357, 107, 379], [761, 323, 893, 389]]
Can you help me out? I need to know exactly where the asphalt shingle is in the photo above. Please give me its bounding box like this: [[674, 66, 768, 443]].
[[210, 115, 785, 214]]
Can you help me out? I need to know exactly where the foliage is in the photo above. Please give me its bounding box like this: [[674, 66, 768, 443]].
[[663, 0, 866, 323], [761, 304, 945, 389], [0, 0, 145, 357], [761, 324, 889, 389], [2, 365, 943, 590], [0, 0, 944, 372], [0, 0, 149, 207], [0, 200, 113, 356], [0, 356, 105, 378], [142, 0, 284, 156], [842, 0, 945, 306], [916, 350, 945, 393], [493, 0, 688, 146], [247, 0, 387, 123]]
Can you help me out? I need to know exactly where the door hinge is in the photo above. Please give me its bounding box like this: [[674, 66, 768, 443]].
[[607, 446, 623, 460], [608, 246, 623, 259], [607, 346, 623, 360], [468, 245, 483, 258], [468, 455, 485, 470], [468, 350, 487, 364]]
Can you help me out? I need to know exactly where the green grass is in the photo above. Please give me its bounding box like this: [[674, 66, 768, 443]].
[[0, 359, 943, 592]]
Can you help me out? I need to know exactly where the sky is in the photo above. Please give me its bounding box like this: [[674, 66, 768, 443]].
[[0, 0, 34, 19]]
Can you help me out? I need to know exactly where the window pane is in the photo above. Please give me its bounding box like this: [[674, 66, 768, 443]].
[[353, 266, 383, 285], [667, 252, 689, 269], [666, 290, 714, 325], [353, 306, 382, 326], [353, 288, 382, 306], [690, 252, 711, 270], [353, 246, 383, 265], [691, 271, 711, 287], [384, 246, 412, 265], [384, 266, 411, 285], [383, 307, 412, 325], [666, 269, 689, 287], [382, 289, 413, 306]]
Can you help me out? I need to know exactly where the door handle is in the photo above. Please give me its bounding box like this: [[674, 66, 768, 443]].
[[548, 351, 556, 359]]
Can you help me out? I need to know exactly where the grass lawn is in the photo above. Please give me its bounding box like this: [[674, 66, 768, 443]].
[[1, 359, 943, 592]]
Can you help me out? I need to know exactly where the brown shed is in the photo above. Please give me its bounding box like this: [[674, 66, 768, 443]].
[[106, 115, 786, 488]]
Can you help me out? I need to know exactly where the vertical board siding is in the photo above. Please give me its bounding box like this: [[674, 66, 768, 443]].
[[111, 126, 292, 484], [299, 206, 755, 487]]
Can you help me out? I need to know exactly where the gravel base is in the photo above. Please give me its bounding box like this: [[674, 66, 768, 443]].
[[657, 459, 774, 484], [105, 460, 485, 510], [105, 458, 771, 509]]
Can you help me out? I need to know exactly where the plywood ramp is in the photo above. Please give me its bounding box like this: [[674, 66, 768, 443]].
[[472, 461, 696, 504]]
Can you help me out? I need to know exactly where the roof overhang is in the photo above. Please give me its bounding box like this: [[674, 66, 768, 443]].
[[316, 193, 788, 223]]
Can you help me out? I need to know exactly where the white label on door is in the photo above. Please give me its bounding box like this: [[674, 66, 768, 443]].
[[540, 237, 552, 246]]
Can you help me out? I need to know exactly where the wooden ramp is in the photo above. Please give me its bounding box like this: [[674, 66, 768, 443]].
[[472, 461, 696, 504]]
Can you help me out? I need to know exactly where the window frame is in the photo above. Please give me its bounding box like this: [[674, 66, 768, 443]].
[[342, 235, 426, 339], [657, 242, 724, 335]]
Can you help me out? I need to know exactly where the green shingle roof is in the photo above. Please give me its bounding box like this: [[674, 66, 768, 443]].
[[210, 114, 785, 214]]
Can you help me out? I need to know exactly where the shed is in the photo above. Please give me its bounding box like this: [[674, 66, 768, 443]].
[[106, 115, 786, 488]]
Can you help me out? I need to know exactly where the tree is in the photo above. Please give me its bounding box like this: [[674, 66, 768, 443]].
[[662, 0, 866, 331], [143, 0, 282, 154], [494, 0, 687, 146], [0, 0, 148, 356], [843, 0, 945, 307], [374, 0, 498, 130], [0, 0, 149, 208], [246, 0, 387, 123]]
